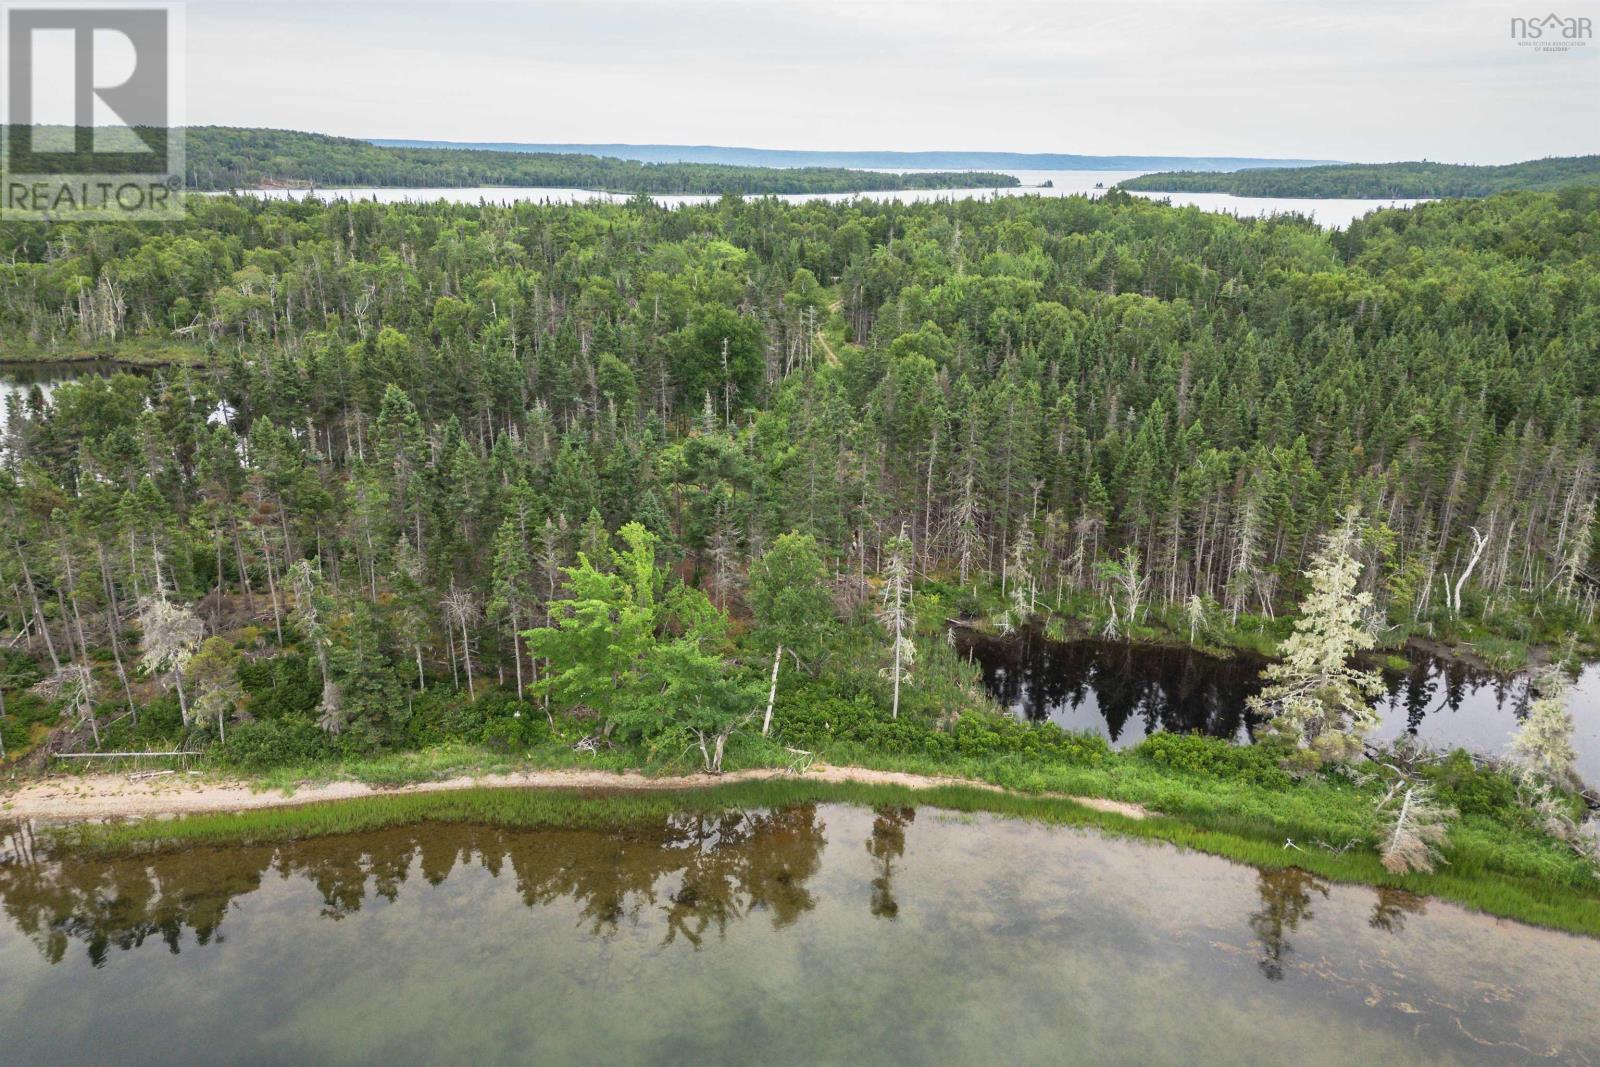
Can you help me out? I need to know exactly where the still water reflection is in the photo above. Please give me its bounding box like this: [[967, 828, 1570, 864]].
[[954, 627, 1600, 782], [2, 804, 1595, 1065]]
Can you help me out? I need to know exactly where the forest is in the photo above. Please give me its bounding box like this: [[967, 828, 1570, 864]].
[[178, 127, 1021, 194], [3, 180, 1599, 919], [1, 185, 1599, 769], [1123, 155, 1600, 199]]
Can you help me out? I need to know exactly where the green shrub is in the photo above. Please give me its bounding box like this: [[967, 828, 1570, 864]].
[[0, 648, 46, 691], [0, 693, 52, 753], [133, 693, 184, 742], [220, 717, 332, 769], [396, 691, 486, 748], [1134, 732, 1293, 789], [1421, 750, 1521, 819], [479, 700, 549, 751], [774, 685, 1108, 766], [238, 653, 320, 720], [480, 718, 524, 752]]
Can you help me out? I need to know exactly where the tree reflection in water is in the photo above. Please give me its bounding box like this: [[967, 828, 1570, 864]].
[[1248, 868, 1330, 981], [954, 626, 1583, 776], [1247, 871, 1429, 981], [953, 628, 1267, 744], [1368, 887, 1426, 934], [0, 806, 827, 966], [866, 807, 915, 919]]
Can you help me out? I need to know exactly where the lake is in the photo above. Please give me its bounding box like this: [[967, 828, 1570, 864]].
[[2, 803, 1594, 1065], [244, 169, 1425, 231], [953, 627, 1600, 783]]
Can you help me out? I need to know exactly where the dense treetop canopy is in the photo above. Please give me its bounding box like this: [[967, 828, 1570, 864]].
[[3, 184, 1598, 750]]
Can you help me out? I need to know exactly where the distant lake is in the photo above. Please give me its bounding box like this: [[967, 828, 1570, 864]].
[[244, 169, 1424, 230]]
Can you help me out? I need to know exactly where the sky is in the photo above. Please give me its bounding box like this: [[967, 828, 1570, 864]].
[[179, 0, 1600, 163]]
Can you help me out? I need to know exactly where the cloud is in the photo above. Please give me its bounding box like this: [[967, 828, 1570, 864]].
[[182, 0, 1600, 161]]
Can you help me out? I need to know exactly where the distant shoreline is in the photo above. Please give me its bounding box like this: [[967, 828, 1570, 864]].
[[369, 138, 1343, 173]]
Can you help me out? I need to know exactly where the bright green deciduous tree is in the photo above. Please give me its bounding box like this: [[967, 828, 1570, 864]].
[[526, 522, 755, 769]]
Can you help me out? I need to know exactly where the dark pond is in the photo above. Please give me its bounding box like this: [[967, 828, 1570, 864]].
[[952, 627, 1600, 782], [2, 804, 1596, 1065]]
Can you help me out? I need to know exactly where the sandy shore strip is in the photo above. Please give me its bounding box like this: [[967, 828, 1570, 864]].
[[0, 765, 1151, 823]]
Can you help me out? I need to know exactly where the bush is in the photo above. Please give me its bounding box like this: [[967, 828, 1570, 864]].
[[1135, 732, 1293, 789], [220, 717, 332, 769], [395, 691, 486, 748], [1, 692, 53, 754], [480, 718, 524, 752], [1421, 750, 1521, 819], [133, 693, 185, 742], [479, 698, 549, 751], [238, 653, 320, 720], [774, 684, 1108, 766]]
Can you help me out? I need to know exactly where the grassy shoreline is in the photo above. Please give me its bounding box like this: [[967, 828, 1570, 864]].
[[28, 750, 1600, 939]]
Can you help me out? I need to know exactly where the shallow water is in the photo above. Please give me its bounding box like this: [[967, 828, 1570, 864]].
[[1, 805, 1595, 1065], [955, 628, 1600, 782]]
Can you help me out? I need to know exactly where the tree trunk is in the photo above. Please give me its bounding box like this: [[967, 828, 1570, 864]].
[[94, 542, 138, 721], [891, 632, 902, 720], [1450, 527, 1488, 616], [15, 548, 59, 671], [173, 666, 190, 725], [761, 643, 782, 736], [259, 527, 284, 644], [510, 609, 524, 702], [213, 526, 225, 628], [230, 517, 254, 610]]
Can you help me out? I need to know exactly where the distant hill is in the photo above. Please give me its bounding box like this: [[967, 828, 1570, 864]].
[[1121, 156, 1600, 198], [179, 127, 1020, 194], [371, 140, 1340, 173]]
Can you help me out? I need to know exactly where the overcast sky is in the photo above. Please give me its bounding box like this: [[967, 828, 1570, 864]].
[[181, 0, 1599, 163]]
